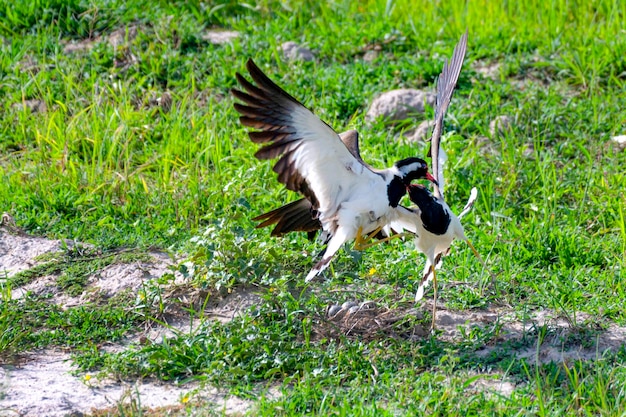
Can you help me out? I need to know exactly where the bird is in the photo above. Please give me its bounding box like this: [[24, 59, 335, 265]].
[[252, 130, 387, 241], [231, 59, 437, 282], [386, 31, 493, 329]]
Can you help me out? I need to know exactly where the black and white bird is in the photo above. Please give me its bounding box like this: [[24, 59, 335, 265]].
[[386, 31, 492, 328], [231, 59, 437, 282], [252, 130, 381, 241]]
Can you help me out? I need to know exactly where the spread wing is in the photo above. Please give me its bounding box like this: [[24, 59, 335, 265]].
[[232, 59, 379, 214], [428, 31, 468, 200], [251, 130, 371, 238]]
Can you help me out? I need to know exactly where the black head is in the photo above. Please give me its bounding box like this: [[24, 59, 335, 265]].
[[407, 183, 432, 204], [394, 157, 437, 185]]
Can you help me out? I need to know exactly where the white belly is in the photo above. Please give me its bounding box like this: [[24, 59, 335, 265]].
[[319, 178, 391, 236]]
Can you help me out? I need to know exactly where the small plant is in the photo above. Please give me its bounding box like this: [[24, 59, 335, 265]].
[[0, 280, 28, 361]]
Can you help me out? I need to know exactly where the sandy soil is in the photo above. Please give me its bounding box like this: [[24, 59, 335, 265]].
[[0, 228, 257, 416], [1, 227, 624, 415]]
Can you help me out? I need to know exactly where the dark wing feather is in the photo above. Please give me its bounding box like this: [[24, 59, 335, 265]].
[[252, 130, 368, 238], [339, 129, 375, 170], [428, 31, 468, 200], [232, 59, 377, 212], [253, 198, 321, 238], [254, 197, 390, 241]]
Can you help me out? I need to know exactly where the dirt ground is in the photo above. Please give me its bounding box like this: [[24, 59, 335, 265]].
[[1, 228, 624, 416], [0, 229, 260, 416]]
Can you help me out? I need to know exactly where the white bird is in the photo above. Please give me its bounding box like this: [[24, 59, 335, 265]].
[[387, 31, 493, 329], [232, 59, 437, 282], [251, 130, 374, 241]]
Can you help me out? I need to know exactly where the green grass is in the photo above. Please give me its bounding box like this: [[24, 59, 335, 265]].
[[0, 288, 141, 359], [1, 0, 625, 415]]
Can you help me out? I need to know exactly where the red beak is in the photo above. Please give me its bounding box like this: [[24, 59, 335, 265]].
[[425, 172, 438, 186]]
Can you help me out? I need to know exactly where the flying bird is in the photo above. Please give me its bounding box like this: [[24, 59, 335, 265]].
[[232, 59, 437, 282]]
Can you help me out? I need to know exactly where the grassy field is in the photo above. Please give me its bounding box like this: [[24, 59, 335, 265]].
[[1, 0, 626, 415]]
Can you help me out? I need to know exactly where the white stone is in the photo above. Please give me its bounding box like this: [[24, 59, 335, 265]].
[[362, 50, 379, 63], [281, 41, 314, 62], [366, 89, 435, 122], [202, 30, 240, 45], [611, 135, 626, 151]]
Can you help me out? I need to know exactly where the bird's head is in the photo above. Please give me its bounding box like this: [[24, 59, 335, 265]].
[[406, 183, 430, 201], [394, 157, 438, 186]]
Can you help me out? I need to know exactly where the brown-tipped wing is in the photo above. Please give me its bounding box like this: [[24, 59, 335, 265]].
[[232, 59, 379, 213], [428, 31, 468, 200], [254, 197, 391, 241]]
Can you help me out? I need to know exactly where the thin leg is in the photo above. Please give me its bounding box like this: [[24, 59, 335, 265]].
[[431, 265, 438, 331], [354, 226, 383, 250], [357, 231, 409, 250], [354, 225, 386, 250], [353, 226, 365, 250]]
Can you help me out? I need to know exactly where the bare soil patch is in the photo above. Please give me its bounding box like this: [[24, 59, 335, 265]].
[[1, 227, 623, 413], [319, 299, 625, 364], [0, 349, 251, 417], [0, 227, 258, 416]]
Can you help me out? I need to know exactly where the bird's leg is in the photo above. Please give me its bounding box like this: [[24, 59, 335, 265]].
[[353, 226, 366, 250], [465, 239, 498, 294], [430, 264, 438, 331], [354, 226, 408, 250], [357, 231, 409, 250], [354, 225, 386, 250]]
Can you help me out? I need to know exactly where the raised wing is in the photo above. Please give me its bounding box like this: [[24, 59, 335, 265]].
[[428, 31, 468, 200], [251, 130, 370, 239], [232, 59, 379, 214]]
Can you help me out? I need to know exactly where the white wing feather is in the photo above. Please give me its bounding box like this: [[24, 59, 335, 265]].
[[233, 59, 385, 229]]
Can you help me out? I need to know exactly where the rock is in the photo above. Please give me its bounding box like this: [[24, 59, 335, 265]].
[[407, 120, 435, 143], [362, 50, 379, 63], [108, 26, 138, 48], [12, 99, 47, 113], [489, 115, 512, 137], [63, 39, 96, 54], [366, 89, 435, 123], [611, 135, 626, 151], [202, 29, 240, 45], [64, 25, 139, 55], [281, 41, 314, 62]]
